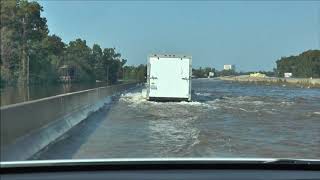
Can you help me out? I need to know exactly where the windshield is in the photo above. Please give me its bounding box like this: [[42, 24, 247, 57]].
[[1, 0, 320, 163]]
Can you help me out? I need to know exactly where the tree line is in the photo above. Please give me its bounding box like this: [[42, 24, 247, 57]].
[[192, 67, 216, 78], [192, 67, 263, 78], [276, 50, 320, 78], [193, 49, 320, 78], [1, 0, 145, 87], [192, 67, 239, 78]]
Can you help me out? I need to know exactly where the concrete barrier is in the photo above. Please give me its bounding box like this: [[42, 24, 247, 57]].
[[0, 82, 139, 161], [219, 76, 320, 88]]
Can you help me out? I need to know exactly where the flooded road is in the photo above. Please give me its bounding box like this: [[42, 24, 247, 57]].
[[33, 79, 320, 159]]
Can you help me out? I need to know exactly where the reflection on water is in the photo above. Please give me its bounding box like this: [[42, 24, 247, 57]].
[[0, 82, 109, 106]]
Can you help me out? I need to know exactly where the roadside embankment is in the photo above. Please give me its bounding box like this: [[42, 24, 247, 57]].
[[0, 82, 140, 161], [219, 76, 320, 88]]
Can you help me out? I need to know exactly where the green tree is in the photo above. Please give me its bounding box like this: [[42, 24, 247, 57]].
[[63, 39, 94, 81], [91, 44, 103, 80], [1, 0, 21, 85], [276, 50, 320, 78], [218, 69, 236, 76], [1, 0, 49, 85], [192, 67, 216, 78], [101, 48, 123, 84], [1, 0, 131, 86], [17, 0, 48, 84]]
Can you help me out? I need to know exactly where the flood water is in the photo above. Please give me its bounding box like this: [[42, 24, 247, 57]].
[[33, 79, 320, 159]]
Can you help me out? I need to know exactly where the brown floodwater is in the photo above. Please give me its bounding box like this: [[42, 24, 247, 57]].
[[32, 79, 320, 159]]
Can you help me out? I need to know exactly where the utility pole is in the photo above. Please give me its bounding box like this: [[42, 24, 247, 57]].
[[318, 7, 320, 49], [27, 54, 29, 85], [107, 66, 109, 85], [21, 17, 26, 85], [21, 16, 29, 85], [123, 67, 125, 81]]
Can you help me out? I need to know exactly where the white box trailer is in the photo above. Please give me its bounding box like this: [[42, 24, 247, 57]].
[[147, 54, 192, 101]]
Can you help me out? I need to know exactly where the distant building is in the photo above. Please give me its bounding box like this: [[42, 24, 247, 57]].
[[284, 72, 292, 78], [59, 65, 78, 82], [223, 64, 235, 71], [208, 72, 214, 78]]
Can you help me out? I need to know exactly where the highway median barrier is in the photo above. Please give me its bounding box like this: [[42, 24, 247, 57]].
[[1, 82, 140, 161]]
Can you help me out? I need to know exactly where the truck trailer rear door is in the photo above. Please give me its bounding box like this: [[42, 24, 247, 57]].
[[148, 57, 190, 100]]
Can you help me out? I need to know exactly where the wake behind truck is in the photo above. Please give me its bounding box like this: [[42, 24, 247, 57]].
[[146, 54, 192, 101]]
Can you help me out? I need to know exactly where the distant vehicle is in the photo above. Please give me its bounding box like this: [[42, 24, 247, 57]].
[[249, 72, 266, 78], [146, 54, 192, 101], [284, 72, 292, 78]]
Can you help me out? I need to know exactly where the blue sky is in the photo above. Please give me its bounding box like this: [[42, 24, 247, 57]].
[[39, 1, 320, 71]]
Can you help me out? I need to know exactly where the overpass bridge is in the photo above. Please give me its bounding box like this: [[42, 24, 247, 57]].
[[1, 83, 139, 161]]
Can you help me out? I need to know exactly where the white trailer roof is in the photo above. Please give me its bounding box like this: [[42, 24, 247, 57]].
[[149, 54, 192, 59]]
